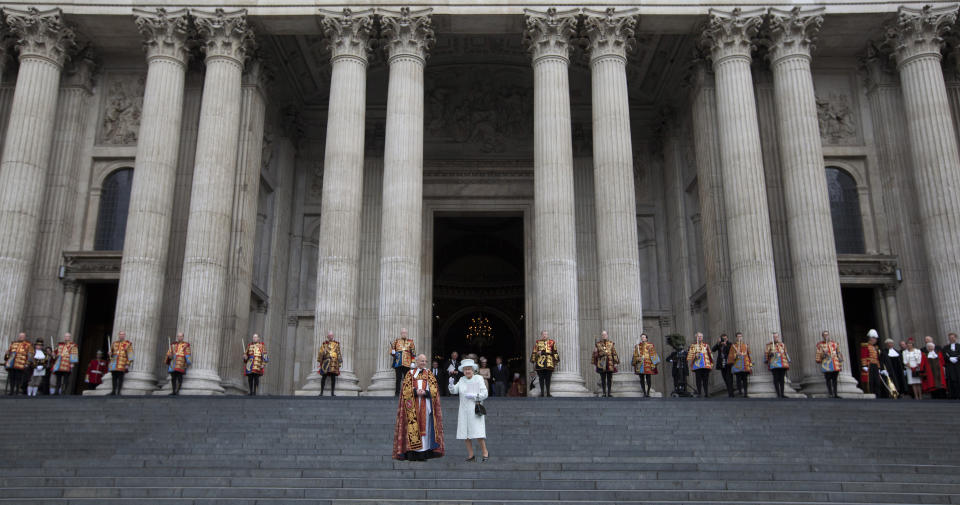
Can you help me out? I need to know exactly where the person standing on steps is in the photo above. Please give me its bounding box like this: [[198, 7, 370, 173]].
[[318, 331, 342, 397], [815, 331, 843, 399], [712, 334, 733, 398], [108, 331, 134, 396], [687, 332, 713, 398], [84, 350, 108, 391], [449, 358, 489, 462], [531, 331, 559, 397], [26, 339, 48, 396], [442, 351, 460, 397], [592, 331, 619, 398], [4, 333, 31, 395], [243, 334, 268, 396], [728, 332, 752, 397], [631, 333, 658, 398], [390, 328, 416, 397], [393, 354, 444, 461], [860, 330, 883, 397], [51, 333, 78, 395], [921, 341, 947, 398], [903, 338, 923, 399], [165, 332, 191, 396], [491, 356, 510, 397], [765, 332, 791, 399], [942, 333, 960, 399], [880, 338, 906, 399]]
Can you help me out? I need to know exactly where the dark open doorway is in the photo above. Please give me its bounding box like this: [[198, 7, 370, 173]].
[[841, 287, 880, 389], [432, 215, 525, 382], [75, 282, 117, 394]]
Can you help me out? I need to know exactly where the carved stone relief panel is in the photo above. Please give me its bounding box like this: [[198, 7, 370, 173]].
[[98, 72, 146, 146], [813, 72, 861, 145]]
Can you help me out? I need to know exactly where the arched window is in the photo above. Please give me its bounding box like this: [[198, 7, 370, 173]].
[[94, 168, 133, 251], [825, 167, 865, 254]]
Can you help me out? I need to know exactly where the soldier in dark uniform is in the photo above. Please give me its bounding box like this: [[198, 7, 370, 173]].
[[712, 334, 733, 397]]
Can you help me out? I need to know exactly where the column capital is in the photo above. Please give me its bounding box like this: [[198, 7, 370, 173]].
[[242, 55, 273, 92], [885, 4, 957, 68], [133, 7, 191, 66], [192, 8, 255, 65], [319, 8, 375, 64], [62, 45, 98, 92], [379, 7, 434, 64], [4, 7, 76, 67], [766, 6, 824, 65], [583, 7, 638, 63], [698, 7, 764, 65], [524, 7, 579, 63], [859, 42, 899, 91]]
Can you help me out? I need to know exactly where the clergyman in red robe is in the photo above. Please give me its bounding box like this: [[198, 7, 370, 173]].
[[393, 353, 444, 461]]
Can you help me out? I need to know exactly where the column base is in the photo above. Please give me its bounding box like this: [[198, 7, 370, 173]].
[[727, 374, 805, 399], [606, 372, 661, 397], [362, 369, 400, 397], [545, 371, 591, 397], [294, 370, 361, 396], [220, 377, 248, 396], [178, 369, 225, 395], [799, 373, 867, 398]]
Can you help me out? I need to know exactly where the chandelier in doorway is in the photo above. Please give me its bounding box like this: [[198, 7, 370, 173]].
[[465, 314, 494, 344]]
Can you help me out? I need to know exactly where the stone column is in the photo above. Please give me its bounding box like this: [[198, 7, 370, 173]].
[[57, 280, 79, 337], [366, 7, 434, 395], [767, 7, 862, 397], [176, 8, 253, 395], [887, 5, 960, 338], [583, 8, 645, 396], [0, 7, 75, 347], [700, 8, 794, 397], [882, 284, 903, 341], [298, 8, 374, 396], [688, 61, 735, 341], [107, 8, 191, 395], [524, 8, 589, 396]]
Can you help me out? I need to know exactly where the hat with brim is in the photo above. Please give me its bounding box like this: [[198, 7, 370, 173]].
[[458, 358, 478, 372]]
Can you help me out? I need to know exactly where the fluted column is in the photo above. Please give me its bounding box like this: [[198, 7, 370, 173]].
[[366, 7, 433, 395], [688, 61, 735, 342], [107, 8, 191, 395], [888, 5, 960, 338], [583, 9, 646, 396], [0, 7, 75, 349], [524, 8, 588, 396], [700, 8, 793, 397], [299, 9, 373, 396], [767, 7, 862, 397], [176, 8, 253, 395]]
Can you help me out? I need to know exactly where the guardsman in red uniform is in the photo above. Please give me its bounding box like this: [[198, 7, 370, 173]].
[[815, 330, 844, 398], [687, 332, 714, 398], [318, 331, 343, 397], [243, 333, 268, 396], [632, 333, 659, 397], [84, 351, 108, 391], [164, 332, 192, 396], [530, 330, 559, 397], [108, 331, 134, 396], [390, 328, 416, 397], [592, 331, 619, 397], [4, 332, 31, 395], [860, 330, 882, 396], [51, 332, 79, 395]]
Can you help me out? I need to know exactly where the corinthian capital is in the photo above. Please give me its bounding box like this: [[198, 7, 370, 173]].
[[766, 6, 824, 64], [523, 7, 579, 63], [134, 8, 191, 65], [319, 8, 375, 63], [583, 7, 638, 63], [379, 7, 434, 63], [4, 7, 76, 66], [885, 4, 957, 67], [193, 8, 255, 64], [698, 7, 764, 64]]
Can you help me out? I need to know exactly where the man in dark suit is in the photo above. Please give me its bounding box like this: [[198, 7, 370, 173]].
[[712, 334, 734, 397], [491, 356, 510, 397], [943, 333, 960, 399], [442, 351, 460, 396]]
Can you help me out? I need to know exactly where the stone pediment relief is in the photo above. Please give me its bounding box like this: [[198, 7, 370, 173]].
[[816, 92, 858, 145], [98, 72, 146, 146]]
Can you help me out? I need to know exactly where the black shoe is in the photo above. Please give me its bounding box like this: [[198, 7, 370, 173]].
[[465, 456, 476, 462], [481, 455, 489, 462]]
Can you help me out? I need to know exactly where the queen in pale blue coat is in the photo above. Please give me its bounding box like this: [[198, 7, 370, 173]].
[[448, 358, 489, 462]]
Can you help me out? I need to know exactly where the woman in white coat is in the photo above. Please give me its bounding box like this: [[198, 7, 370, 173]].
[[448, 358, 489, 462]]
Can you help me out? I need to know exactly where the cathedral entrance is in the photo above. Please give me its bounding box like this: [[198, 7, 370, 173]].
[[431, 215, 526, 391], [841, 287, 881, 387], [74, 282, 117, 394]]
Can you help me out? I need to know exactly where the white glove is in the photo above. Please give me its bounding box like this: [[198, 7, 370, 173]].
[[448, 377, 455, 385], [464, 393, 476, 400], [862, 366, 868, 372], [880, 370, 888, 376], [390, 350, 396, 355], [950, 357, 958, 363]]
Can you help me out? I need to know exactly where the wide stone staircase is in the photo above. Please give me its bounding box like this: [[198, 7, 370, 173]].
[[0, 396, 958, 504]]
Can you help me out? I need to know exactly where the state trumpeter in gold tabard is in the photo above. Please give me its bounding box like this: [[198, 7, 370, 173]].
[[51, 333, 79, 395], [765, 333, 792, 399], [108, 331, 134, 396], [815, 331, 843, 398], [632, 333, 659, 397], [530, 331, 559, 397], [164, 332, 192, 396], [5, 333, 32, 395], [592, 331, 619, 397], [318, 331, 342, 397], [243, 334, 269, 396], [390, 328, 416, 397], [727, 333, 753, 397], [687, 332, 714, 398]]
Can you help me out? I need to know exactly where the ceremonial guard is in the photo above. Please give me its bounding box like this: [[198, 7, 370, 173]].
[[164, 332, 191, 396], [393, 354, 444, 461], [943, 333, 960, 399], [84, 351, 108, 391], [51, 333, 79, 395], [814, 331, 843, 398], [592, 331, 619, 397], [859, 330, 882, 397], [318, 331, 342, 396], [765, 332, 791, 399], [243, 334, 268, 396], [920, 342, 947, 397], [530, 331, 559, 397], [687, 332, 714, 398], [26, 339, 49, 396], [712, 334, 734, 397], [108, 331, 134, 396], [728, 333, 752, 397], [390, 328, 416, 397], [4, 333, 31, 395], [631, 333, 659, 397]]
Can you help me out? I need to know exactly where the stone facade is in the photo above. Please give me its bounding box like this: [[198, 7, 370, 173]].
[[0, 1, 955, 398]]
